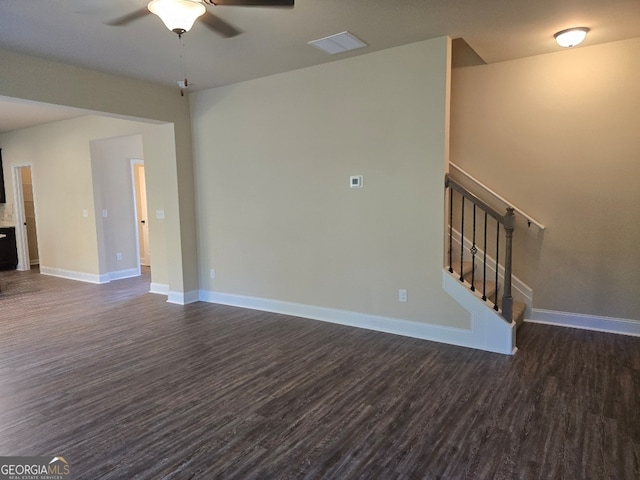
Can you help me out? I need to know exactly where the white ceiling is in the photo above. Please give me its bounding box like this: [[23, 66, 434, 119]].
[[1, 0, 639, 132]]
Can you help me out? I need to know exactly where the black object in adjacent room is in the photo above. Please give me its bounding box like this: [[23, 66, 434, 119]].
[[0, 227, 18, 270], [0, 149, 5, 203]]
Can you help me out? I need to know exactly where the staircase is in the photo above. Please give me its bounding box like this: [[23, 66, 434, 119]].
[[444, 167, 539, 337], [449, 260, 526, 328]]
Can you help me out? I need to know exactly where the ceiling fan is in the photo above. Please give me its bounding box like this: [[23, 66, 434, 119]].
[[107, 0, 295, 38]]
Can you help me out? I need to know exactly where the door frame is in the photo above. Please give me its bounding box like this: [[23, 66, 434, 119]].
[[130, 158, 148, 273], [12, 164, 33, 271]]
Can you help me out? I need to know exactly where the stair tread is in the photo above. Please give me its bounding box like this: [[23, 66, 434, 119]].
[[513, 300, 526, 327], [450, 261, 474, 277], [446, 267, 527, 328], [497, 299, 526, 326], [470, 279, 497, 299]]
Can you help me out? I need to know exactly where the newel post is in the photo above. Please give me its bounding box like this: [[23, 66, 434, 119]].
[[502, 207, 515, 323]]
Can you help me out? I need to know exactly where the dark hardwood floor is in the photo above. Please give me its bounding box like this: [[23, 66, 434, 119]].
[[0, 268, 639, 479]]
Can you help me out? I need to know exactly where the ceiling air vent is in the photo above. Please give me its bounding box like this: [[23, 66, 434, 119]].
[[308, 31, 367, 55]]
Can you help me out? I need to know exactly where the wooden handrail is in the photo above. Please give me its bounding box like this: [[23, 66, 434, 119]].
[[445, 175, 504, 223], [449, 163, 545, 230]]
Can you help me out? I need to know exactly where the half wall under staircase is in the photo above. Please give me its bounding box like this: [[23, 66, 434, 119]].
[[443, 166, 540, 354]]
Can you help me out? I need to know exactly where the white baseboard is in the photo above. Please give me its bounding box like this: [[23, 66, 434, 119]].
[[168, 290, 200, 305], [150, 284, 198, 305], [40, 266, 140, 284], [150, 283, 169, 295], [528, 309, 640, 337], [40, 266, 104, 284], [103, 268, 140, 282], [199, 275, 516, 356]]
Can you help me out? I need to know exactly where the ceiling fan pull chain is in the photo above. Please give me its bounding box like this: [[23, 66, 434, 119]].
[[177, 32, 189, 96]]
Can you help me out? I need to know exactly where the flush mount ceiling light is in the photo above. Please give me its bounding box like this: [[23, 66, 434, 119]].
[[554, 27, 590, 48], [148, 0, 206, 34]]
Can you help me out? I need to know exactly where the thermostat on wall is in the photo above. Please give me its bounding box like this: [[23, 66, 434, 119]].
[[350, 175, 363, 188]]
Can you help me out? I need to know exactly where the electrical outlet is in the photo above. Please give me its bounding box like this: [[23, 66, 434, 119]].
[[210, 269, 216, 279], [116, 253, 122, 261], [82, 209, 89, 218], [102, 209, 108, 218], [399, 289, 408, 302]]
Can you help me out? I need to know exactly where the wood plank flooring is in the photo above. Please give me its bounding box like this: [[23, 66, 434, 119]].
[[1, 268, 639, 479]]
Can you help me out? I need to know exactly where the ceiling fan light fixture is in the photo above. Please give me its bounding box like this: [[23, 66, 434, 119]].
[[148, 0, 206, 33], [554, 27, 590, 48]]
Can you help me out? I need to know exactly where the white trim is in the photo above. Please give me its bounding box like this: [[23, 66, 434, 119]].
[[150, 283, 169, 295], [528, 309, 640, 337], [39, 266, 140, 284], [11, 165, 30, 271], [40, 266, 104, 284], [198, 273, 516, 355], [168, 290, 200, 305], [442, 271, 516, 354], [129, 159, 142, 278], [106, 268, 140, 282], [130, 158, 145, 273]]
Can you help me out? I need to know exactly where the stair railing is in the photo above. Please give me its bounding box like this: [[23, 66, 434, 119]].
[[450, 162, 544, 230], [445, 174, 515, 323]]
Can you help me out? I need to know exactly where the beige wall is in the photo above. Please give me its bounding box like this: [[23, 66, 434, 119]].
[[0, 116, 175, 281], [0, 49, 197, 294], [90, 134, 143, 275], [451, 38, 640, 321], [191, 37, 470, 328]]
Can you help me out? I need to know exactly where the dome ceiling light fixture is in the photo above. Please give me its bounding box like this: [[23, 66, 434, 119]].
[[147, 0, 206, 35], [554, 27, 590, 48], [106, 0, 295, 95]]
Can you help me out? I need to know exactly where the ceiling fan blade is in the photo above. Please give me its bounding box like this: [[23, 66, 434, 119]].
[[105, 8, 150, 26], [200, 11, 242, 37], [209, 0, 294, 7]]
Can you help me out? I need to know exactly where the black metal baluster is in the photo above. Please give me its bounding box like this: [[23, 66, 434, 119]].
[[494, 221, 500, 311], [482, 212, 487, 301], [459, 196, 465, 282], [448, 188, 453, 273], [470, 204, 477, 291]]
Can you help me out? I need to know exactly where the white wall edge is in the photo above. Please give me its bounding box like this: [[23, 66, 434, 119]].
[[528, 309, 640, 337], [150, 283, 169, 295], [40, 266, 105, 284], [168, 290, 199, 305], [199, 277, 515, 355]]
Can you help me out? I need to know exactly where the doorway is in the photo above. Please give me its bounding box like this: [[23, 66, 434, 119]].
[[12, 165, 39, 271], [131, 160, 150, 268]]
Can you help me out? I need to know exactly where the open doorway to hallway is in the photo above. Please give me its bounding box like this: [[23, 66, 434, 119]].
[[132, 160, 150, 269], [13, 165, 39, 270]]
